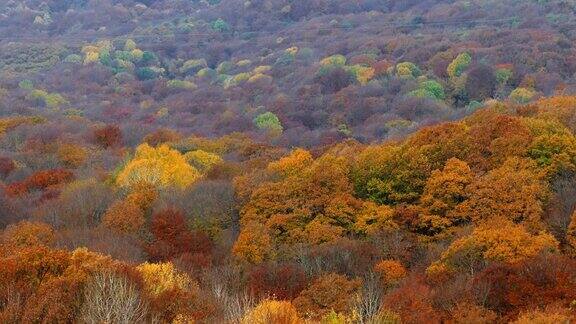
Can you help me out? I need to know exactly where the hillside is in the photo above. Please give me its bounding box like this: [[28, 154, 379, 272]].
[[1, 1, 576, 323]]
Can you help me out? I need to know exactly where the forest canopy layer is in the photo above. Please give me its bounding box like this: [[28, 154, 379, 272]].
[[2, 0, 576, 323]]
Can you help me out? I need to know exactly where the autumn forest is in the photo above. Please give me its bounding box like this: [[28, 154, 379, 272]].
[[2, 0, 576, 323]]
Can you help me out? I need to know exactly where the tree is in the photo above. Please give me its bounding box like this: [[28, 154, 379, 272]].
[[566, 210, 576, 251], [450, 302, 498, 324], [211, 18, 231, 32], [93, 125, 122, 148], [184, 150, 223, 173], [266, 148, 313, 177], [116, 144, 200, 189], [6, 168, 74, 196], [0, 157, 15, 178], [136, 262, 193, 297], [510, 87, 535, 104], [418, 158, 474, 235], [2, 221, 55, 248], [81, 271, 148, 324], [465, 64, 497, 101], [427, 220, 558, 275], [57, 143, 87, 168], [254, 112, 283, 134], [396, 62, 421, 79], [410, 80, 445, 100], [239, 153, 359, 245], [354, 201, 396, 235], [125, 182, 158, 212], [382, 278, 440, 324], [248, 263, 307, 300], [143, 129, 181, 147], [373, 260, 406, 286], [232, 222, 274, 264], [241, 300, 301, 324], [148, 208, 213, 262], [471, 254, 576, 316], [102, 200, 145, 234], [447, 53, 472, 78], [453, 158, 549, 229], [353, 144, 431, 205], [293, 273, 361, 320], [512, 309, 572, 324]]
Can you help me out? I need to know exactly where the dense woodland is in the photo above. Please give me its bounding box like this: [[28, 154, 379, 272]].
[[2, 0, 576, 323]]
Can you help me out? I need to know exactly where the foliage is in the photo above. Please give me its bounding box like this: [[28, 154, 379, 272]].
[[2, 221, 55, 248], [254, 112, 283, 133], [241, 300, 301, 324], [116, 144, 200, 189], [136, 262, 192, 297], [184, 150, 223, 173], [417, 158, 474, 235], [374, 260, 406, 286], [57, 143, 87, 168], [510, 87, 536, 104], [428, 220, 558, 275], [396, 62, 421, 79], [93, 125, 122, 148], [102, 200, 145, 234], [232, 222, 274, 264], [248, 263, 307, 300], [410, 80, 445, 100], [211, 18, 230, 32], [453, 158, 549, 228], [320, 55, 347, 66], [447, 53, 472, 78], [293, 273, 361, 320]]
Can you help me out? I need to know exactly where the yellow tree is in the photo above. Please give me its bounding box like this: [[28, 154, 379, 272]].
[[267, 148, 313, 177], [241, 300, 301, 324], [184, 150, 223, 173], [117, 144, 200, 189], [427, 220, 558, 275], [354, 201, 396, 235], [136, 262, 194, 297], [453, 157, 549, 229], [418, 158, 475, 235], [232, 222, 275, 264]]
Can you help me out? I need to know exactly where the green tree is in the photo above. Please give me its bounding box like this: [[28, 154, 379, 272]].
[[254, 112, 283, 133]]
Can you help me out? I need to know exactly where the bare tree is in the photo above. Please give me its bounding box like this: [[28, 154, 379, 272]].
[[80, 272, 148, 324], [352, 272, 385, 324]]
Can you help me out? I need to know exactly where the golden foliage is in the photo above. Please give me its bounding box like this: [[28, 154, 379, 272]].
[[428, 220, 558, 274], [267, 148, 313, 177], [232, 222, 275, 264], [184, 150, 223, 173], [418, 158, 474, 234], [354, 201, 396, 235], [453, 157, 549, 229], [241, 300, 301, 324], [374, 260, 407, 285], [125, 182, 158, 211], [136, 262, 194, 297], [2, 221, 55, 248], [117, 144, 200, 189]]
